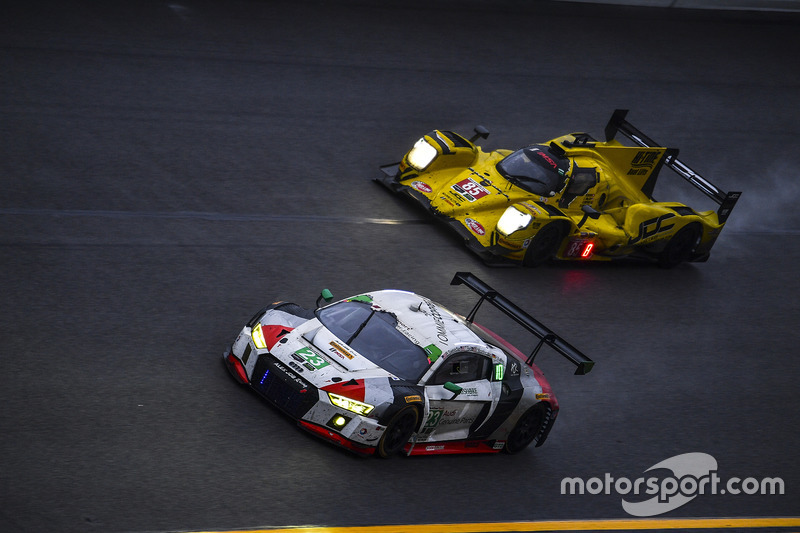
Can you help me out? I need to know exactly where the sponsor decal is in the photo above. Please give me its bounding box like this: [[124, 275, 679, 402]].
[[464, 218, 486, 236], [536, 150, 558, 169], [628, 213, 676, 245], [404, 395, 422, 403], [493, 441, 506, 450], [628, 150, 660, 176], [452, 177, 489, 202], [273, 361, 310, 389], [411, 181, 432, 193], [497, 234, 524, 250], [421, 298, 449, 343], [535, 392, 550, 400], [439, 415, 476, 426], [329, 341, 355, 360], [520, 202, 540, 216]]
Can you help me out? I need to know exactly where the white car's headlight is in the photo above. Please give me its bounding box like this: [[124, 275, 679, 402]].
[[496, 206, 532, 236], [406, 137, 438, 170], [251, 323, 268, 349], [328, 392, 375, 416]]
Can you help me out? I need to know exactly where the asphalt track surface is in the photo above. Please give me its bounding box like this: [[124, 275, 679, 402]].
[[2, 1, 799, 532]]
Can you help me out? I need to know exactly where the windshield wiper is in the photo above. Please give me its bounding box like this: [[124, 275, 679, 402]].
[[346, 309, 376, 345]]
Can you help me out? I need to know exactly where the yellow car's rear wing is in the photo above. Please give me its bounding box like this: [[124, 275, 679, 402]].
[[451, 272, 594, 375], [605, 109, 741, 224]]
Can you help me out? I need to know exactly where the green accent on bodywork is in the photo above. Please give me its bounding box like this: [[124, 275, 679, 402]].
[[346, 295, 373, 304], [424, 344, 442, 363], [294, 347, 329, 370]]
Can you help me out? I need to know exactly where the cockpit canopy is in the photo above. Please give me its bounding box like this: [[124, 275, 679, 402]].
[[316, 300, 429, 381], [496, 145, 570, 195]]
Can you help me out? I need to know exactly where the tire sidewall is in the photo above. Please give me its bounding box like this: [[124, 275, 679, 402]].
[[376, 406, 419, 458], [504, 404, 545, 454], [523, 223, 565, 267], [659, 223, 701, 268]]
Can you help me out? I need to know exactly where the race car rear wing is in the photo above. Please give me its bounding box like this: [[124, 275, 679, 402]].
[[451, 272, 594, 375], [605, 109, 741, 223]]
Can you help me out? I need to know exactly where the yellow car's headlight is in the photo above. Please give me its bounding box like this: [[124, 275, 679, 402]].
[[496, 206, 532, 236], [328, 392, 374, 416], [406, 137, 438, 171], [251, 323, 267, 350]]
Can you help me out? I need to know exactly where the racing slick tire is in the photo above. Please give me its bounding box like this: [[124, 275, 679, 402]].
[[504, 404, 546, 454], [523, 223, 566, 267], [658, 222, 701, 268], [376, 406, 419, 458]]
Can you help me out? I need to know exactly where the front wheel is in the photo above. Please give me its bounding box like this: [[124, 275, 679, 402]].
[[376, 406, 419, 458], [523, 223, 565, 267], [504, 404, 546, 454], [658, 223, 701, 268]]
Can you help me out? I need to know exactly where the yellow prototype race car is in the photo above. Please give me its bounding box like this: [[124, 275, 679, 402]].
[[376, 110, 740, 267]]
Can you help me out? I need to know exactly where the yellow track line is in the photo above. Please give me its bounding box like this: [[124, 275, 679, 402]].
[[194, 517, 800, 533]]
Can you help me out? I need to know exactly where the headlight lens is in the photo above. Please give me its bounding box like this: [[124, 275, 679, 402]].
[[251, 323, 267, 349], [406, 137, 438, 170], [328, 392, 375, 416], [496, 206, 532, 236]]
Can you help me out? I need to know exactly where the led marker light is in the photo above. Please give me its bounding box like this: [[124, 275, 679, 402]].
[[328, 392, 375, 416], [251, 323, 267, 349]]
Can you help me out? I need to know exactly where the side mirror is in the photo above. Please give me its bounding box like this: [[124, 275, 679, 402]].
[[469, 125, 490, 143], [577, 205, 601, 228], [316, 289, 333, 308], [443, 381, 463, 400]]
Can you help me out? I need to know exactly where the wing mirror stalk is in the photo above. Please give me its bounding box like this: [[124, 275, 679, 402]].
[[577, 205, 601, 228], [469, 125, 490, 143], [316, 289, 333, 308], [444, 381, 463, 400]]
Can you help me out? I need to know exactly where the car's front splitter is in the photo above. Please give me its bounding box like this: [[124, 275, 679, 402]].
[[298, 420, 377, 456]]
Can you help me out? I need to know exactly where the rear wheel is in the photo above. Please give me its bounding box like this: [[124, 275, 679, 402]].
[[376, 406, 419, 458], [658, 223, 701, 268], [523, 223, 565, 267], [504, 405, 545, 454]]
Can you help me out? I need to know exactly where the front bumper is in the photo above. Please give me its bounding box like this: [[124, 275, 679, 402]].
[[225, 344, 388, 455], [375, 167, 521, 266]]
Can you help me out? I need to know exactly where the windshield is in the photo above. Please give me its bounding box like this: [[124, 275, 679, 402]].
[[316, 301, 430, 381], [496, 145, 569, 195]]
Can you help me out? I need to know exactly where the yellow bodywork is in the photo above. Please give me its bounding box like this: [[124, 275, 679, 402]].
[[389, 127, 732, 266]]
